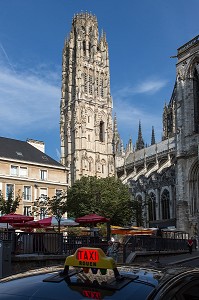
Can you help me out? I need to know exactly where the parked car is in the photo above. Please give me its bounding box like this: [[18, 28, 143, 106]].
[[0, 247, 199, 299]]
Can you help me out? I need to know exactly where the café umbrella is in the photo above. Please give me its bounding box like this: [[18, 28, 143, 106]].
[[0, 213, 34, 223], [75, 213, 111, 241], [13, 217, 79, 232], [75, 213, 109, 224], [0, 213, 34, 230], [36, 216, 79, 227], [12, 220, 44, 230]]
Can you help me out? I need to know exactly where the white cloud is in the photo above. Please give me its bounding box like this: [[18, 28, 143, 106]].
[[112, 78, 168, 144], [113, 78, 168, 99], [134, 79, 168, 94], [114, 101, 163, 145], [0, 61, 60, 135], [0, 52, 167, 148]]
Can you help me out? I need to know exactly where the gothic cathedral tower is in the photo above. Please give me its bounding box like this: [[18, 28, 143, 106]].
[[60, 13, 115, 185], [175, 35, 199, 233]]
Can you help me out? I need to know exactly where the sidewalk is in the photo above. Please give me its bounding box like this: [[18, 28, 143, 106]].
[[155, 250, 199, 265]]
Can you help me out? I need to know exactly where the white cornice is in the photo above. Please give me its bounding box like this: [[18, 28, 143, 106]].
[[0, 174, 68, 187], [0, 157, 69, 171]]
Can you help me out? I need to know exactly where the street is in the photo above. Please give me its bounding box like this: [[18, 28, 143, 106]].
[[180, 257, 199, 267]]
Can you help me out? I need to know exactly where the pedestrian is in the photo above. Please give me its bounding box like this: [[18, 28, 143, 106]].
[[106, 240, 114, 257], [112, 241, 120, 262], [106, 240, 120, 262], [187, 238, 193, 254]]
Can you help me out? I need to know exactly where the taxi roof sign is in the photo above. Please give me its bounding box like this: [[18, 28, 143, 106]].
[[64, 247, 117, 270]]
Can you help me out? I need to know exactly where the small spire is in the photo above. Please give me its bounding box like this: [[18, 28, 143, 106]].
[[113, 113, 121, 154], [136, 121, 145, 151], [127, 137, 133, 152], [113, 113, 118, 132], [151, 126, 156, 145], [121, 140, 124, 153]]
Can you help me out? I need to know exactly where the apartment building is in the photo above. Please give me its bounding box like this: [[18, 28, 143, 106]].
[[0, 137, 69, 217]]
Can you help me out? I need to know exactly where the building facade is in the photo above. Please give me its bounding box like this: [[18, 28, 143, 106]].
[[0, 137, 68, 218], [115, 36, 199, 236], [175, 36, 199, 234], [60, 13, 199, 236], [60, 13, 115, 186]]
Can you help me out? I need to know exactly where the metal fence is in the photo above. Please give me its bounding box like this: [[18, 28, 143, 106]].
[[122, 235, 191, 263], [1, 232, 191, 260], [11, 232, 108, 255]]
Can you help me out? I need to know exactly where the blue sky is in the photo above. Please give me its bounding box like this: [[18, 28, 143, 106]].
[[0, 0, 198, 160]]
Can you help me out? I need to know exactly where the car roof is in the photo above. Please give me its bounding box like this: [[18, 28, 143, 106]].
[[1, 245, 199, 300], [0, 266, 160, 300], [1, 265, 199, 300]]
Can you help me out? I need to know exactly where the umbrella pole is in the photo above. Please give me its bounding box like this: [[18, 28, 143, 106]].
[[107, 221, 111, 241]]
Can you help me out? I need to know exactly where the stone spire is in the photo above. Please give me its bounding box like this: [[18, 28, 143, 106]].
[[113, 113, 121, 154], [126, 137, 133, 153], [151, 126, 156, 145], [136, 121, 145, 151]]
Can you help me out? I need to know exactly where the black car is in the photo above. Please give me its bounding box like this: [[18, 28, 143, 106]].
[[0, 247, 199, 299]]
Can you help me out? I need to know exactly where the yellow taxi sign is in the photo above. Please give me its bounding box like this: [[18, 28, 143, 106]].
[[64, 247, 117, 270]]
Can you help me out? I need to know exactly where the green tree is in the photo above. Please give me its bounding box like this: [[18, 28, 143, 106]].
[[131, 195, 143, 227], [131, 193, 150, 227], [0, 190, 21, 214], [32, 191, 67, 233], [67, 176, 132, 226]]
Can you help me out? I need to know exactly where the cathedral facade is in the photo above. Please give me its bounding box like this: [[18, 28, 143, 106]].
[[60, 13, 199, 236]]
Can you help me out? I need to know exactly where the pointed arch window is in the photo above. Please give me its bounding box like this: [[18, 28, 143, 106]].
[[135, 195, 143, 227], [88, 157, 93, 172], [99, 121, 105, 142], [84, 72, 87, 93], [89, 42, 91, 55], [100, 78, 104, 98], [96, 72, 99, 96], [101, 160, 106, 174], [161, 189, 170, 219], [193, 68, 199, 133], [83, 40, 86, 55], [89, 74, 92, 95], [148, 192, 156, 221]]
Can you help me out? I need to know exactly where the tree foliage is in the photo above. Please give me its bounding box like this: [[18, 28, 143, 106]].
[[0, 190, 21, 214], [131, 196, 144, 227], [32, 191, 67, 232], [131, 194, 150, 227], [67, 176, 133, 226]]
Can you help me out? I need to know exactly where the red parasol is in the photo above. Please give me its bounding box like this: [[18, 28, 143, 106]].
[[36, 216, 79, 227], [75, 213, 111, 241], [75, 213, 109, 224], [0, 213, 34, 223], [12, 220, 43, 229]]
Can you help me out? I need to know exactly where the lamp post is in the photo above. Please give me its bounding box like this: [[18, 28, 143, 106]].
[[155, 227, 162, 264]]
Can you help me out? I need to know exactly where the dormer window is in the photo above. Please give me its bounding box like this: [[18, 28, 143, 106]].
[[16, 151, 23, 157]]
